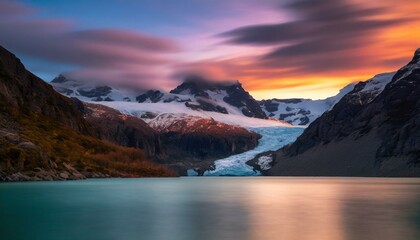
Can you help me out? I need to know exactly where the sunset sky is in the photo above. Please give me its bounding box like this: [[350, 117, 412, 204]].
[[1, 0, 419, 99]]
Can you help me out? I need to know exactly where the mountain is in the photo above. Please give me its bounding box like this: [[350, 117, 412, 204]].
[[0, 46, 175, 181], [260, 73, 395, 126], [168, 77, 266, 118], [265, 49, 420, 177]]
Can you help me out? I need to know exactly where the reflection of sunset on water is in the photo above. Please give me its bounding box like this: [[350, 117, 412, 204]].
[[241, 178, 420, 240]]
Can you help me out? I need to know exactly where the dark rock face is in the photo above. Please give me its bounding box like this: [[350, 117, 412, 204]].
[[185, 99, 228, 114], [260, 100, 279, 112], [78, 86, 112, 100], [267, 49, 420, 177], [136, 90, 164, 103], [170, 77, 213, 97], [222, 83, 266, 118], [51, 74, 68, 83]]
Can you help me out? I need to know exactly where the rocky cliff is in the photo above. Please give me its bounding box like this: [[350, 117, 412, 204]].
[[267, 49, 420, 177]]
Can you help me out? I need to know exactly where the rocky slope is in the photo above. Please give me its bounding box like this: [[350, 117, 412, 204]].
[[0, 46, 176, 181], [266, 49, 420, 177]]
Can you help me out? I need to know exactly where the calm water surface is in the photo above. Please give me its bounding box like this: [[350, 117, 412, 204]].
[[1, 177, 419, 240]]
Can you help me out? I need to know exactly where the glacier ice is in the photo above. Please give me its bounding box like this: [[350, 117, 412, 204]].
[[191, 126, 304, 176]]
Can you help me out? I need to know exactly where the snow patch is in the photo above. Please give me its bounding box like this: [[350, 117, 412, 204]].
[[360, 72, 395, 100], [257, 156, 273, 171]]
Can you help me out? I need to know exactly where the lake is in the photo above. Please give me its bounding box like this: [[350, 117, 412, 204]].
[[1, 177, 419, 240]]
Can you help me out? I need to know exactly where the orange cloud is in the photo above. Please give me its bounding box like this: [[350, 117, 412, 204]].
[[187, 0, 420, 100]]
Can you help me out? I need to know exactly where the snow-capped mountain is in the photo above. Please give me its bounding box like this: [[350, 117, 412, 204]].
[[51, 74, 290, 139], [259, 72, 395, 126], [51, 74, 139, 102], [136, 76, 266, 118]]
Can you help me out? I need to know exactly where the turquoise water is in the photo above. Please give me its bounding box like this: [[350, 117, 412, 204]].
[[1, 178, 420, 240]]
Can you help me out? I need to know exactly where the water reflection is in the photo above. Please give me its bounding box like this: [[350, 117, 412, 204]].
[[0, 178, 419, 240], [244, 178, 420, 240]]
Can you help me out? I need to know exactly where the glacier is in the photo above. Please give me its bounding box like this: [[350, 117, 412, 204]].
[[188, 126, 304, 176]]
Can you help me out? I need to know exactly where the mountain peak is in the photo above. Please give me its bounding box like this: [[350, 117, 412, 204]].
[[51, 74, 71, 83], [170, 77, 242, 96]]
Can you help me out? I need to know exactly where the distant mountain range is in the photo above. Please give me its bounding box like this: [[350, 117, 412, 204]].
[[52, 70, 395, 127], [52, 75, 267, 119]]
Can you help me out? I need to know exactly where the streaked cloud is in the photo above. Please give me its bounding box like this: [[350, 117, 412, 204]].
[[0, 0, 180, 90], [0, 0, 419, 99]]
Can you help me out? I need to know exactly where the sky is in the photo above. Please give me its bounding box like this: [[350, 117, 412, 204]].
[[0, 0, 419, 100]]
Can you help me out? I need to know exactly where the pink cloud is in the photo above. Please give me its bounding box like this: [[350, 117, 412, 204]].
[[0, 0, 181, 91]]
